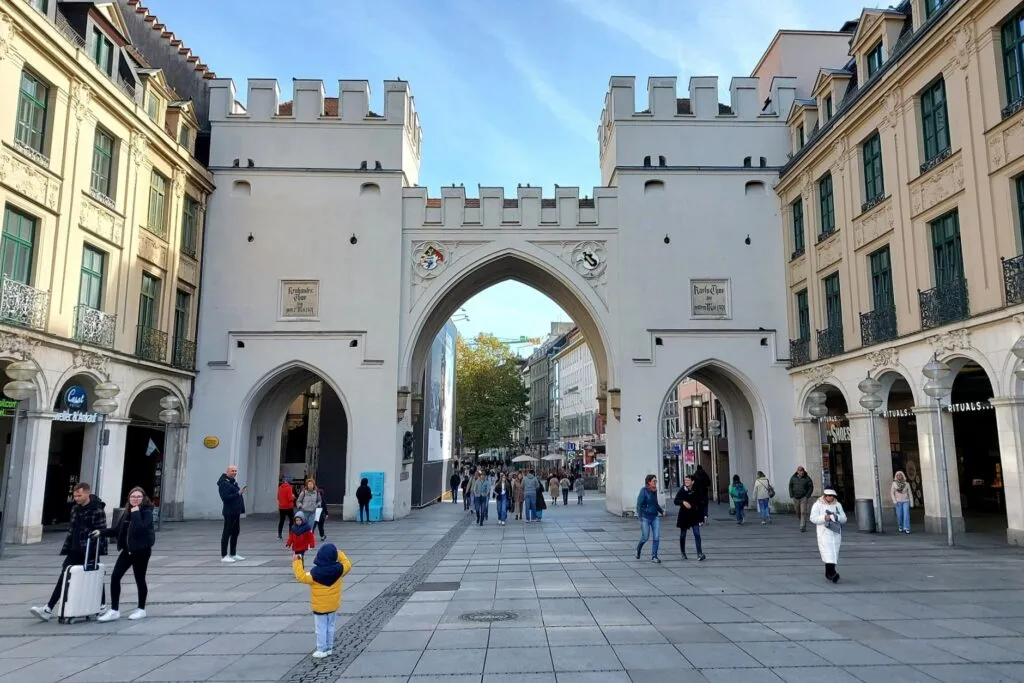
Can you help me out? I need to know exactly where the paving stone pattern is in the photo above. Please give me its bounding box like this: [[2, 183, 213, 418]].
[[0, 498, 1022, 681]]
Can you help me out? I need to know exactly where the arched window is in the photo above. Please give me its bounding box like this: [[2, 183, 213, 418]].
[[359, 182, 381, 196], [743, 156, 752, 168], [744, 180, 766, 196], [644, 179, 665, 194], [759, 157, 767, 168], [231, 180, 251, 197], [643, 155, 652, 167], [658, 155, 666, 167]]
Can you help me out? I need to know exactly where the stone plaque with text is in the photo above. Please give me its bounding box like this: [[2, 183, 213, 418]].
[[280, 280, 319, 319], [690, 279, 731, 319]]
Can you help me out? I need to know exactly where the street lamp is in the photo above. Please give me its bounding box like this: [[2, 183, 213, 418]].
[[708, 418, 721, 503], [922, 355, 955, 547], [91, 382, 120, 498], [858, 373, 884, 533], [157, 395, 181, 531], [688, 425, 702, 478], [1013, 337, 1024, 380], [0, 360, 39, 558], [807, 389, 828, 491]]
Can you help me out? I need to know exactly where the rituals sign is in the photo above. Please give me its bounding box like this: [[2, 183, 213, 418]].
[[280, 280, 319, 319], [690, 279, 730, 319]]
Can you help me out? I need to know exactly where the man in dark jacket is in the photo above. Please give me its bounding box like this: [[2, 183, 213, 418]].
[[692, 465, 712, 523], [788, 466, 814, 532], [219, 465, 246, 562], [450, 471, 461, 504], [30, 482, 108, 621]]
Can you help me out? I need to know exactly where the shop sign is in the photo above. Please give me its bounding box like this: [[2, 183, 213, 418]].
[[944, 401, 993, 413], [63, 385, 87, 412], [684, 449, 695, 464], [280, 280, 319, 319], [826, 425, 851, 443], [0, 397, 16, 417], [690, 279, 731, 319], [882, 408, 914, 418], [52, 411, 98, 423]]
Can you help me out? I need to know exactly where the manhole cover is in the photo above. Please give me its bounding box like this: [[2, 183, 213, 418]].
[[459, 610, 519, 623], [582, 528, 605, 533], [415, 582, 461, 592]]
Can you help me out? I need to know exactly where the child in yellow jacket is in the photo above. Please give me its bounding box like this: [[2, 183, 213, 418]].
[[292, 543, 352, 658]]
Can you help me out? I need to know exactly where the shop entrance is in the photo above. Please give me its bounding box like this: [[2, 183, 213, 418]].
[[949, 360, 1005, 531], [816, 384, 855, 505], [42, 374, 101, 526]]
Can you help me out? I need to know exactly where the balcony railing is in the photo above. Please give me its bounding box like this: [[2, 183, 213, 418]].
[[790, 247, 805, 261], [919, 276, 969, 330], [1003, 254, 1024, 306], [789, 338, 811, 367], [1003, 97, 1024, 120], [919, 146, 952, 175], [859, 305, 898, 348], [816, 324, 844, 360], [1, 277, 50, 331], [73, 304, 116, 349], [816, 227, 836, 244], [172, 337, 196, 371], [136, 325, 168, 363]]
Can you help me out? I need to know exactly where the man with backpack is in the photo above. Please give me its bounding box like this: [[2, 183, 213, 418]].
[[728, 475, 749, 525]]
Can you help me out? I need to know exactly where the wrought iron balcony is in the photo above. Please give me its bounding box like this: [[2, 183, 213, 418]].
[[136, 325, 168, 363], [789, 338, 811, 367], [919, 146, 952, 175], [861, 194, 886, 214], [73, 305, 116, 349], [1003, 254, 1024, 306], [172, 337, 196, 371], [1, 277, 50, 331], [859, 305, 897, 347], [790, 247, 805, 261], [1003, 97, 1024, 121], [816, 227, 836, 244], [816, 324, 845, 360], [919, 276, 969, 330]]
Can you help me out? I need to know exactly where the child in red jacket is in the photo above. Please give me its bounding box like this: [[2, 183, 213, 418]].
[[286, 511, 316, 559]]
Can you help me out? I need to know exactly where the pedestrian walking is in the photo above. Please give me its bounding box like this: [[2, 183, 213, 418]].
[[692, 465, 712, 523], [295, 479, 324, 527], [461, 473, 471, 511], [95, 487, 155, 622], [512, 472, 524, 520], [292, 544, 352, 658], [450, 471, 461, 504], [728, 475, 748, 525], [355, 478, 373, 523], [635, 474, 664, 563], [534, 480, 547, 520], [494, 473, 510, 526], [560, 475, 570, 506], [523, 469, 540, 522], [548, 475, 560, 505], [218, 465, 246, 562], [277, 478, 296, 539], [789, 466, 814, 532], [674, 475, 706, 561], [752, 471, 774, 525], [574, 475, 585, 504], [286, 511, 316, 560], [891, 470, 914, 533], [315, 486, 328, 541], [472, 471, 492, 525], [30, 482, 108, 621], [810, 489, 847, 583]]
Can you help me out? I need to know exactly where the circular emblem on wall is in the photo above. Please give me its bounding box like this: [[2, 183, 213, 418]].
[[63, 385, 87, 412], [413, 241, 449, 278], [203, 436, 220, 449], [571, 241, 607, 278]]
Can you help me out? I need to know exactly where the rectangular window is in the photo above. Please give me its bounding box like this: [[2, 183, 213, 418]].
[[818, 173, 835, 238], [174, 289, 190, 341], [792, 198, 805, 257], [181, 195, 199, 258], [823, 273, 842, 329], [90, 128, 114, 198], [867, 42, 884, 78], [79, 245, 105, 309], [15, 70, 48, 154], [869, 246, 894, 312], [930, 210, 963, 287], [1, 206, 37, 284], [146, 92, 159, 122], [862, 132, 884, 204], [92, 28, 113, 75], [30, 0, 47, 12], [147, 171, 167, 238], [1002, 8, 1024, 110], [138, 272, 160, 329], [921, 78, 951, 163], [824, 95, 833, 121], [1016, 176, 1024, 249], [178, 125, 191, 149], [798, 125, 805, 147], [796, 289, 810, 341], [925, 0, 945, 19]]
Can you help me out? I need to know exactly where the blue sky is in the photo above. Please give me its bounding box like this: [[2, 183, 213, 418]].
[[155, 0, 867, 351]]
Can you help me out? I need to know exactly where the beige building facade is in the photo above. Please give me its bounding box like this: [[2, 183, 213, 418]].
[[775, 0, 1024, 543], [0, 0, 212, 542]]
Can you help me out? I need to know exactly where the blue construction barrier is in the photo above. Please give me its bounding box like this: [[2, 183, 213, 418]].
[[360, 471, 384, 522]]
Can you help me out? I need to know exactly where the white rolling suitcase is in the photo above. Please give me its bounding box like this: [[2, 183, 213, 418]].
[[56, 537, 105, 624]]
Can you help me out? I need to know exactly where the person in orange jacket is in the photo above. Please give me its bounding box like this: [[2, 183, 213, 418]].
[[277, 477, 296, 539], [285, 511, 316, 559]]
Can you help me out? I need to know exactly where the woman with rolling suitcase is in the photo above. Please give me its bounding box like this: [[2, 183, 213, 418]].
[[95, 486, 156, 622]]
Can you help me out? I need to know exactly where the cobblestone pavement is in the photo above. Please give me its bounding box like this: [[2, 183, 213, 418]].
[[1, 498, 1023, 682]]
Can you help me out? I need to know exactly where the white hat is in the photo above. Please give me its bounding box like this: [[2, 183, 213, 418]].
[[822, 489, 838, 497]]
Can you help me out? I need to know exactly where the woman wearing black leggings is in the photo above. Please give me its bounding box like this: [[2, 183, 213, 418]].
[[95, 487, 156, 622]]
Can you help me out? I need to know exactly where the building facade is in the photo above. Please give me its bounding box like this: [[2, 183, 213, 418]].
[[551, 326, 604, 467], [0, 0, 213, 541], [776, 0, 1024, 543]]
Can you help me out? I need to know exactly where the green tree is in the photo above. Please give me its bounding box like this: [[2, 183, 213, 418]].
[[455, 333, 529, 455]]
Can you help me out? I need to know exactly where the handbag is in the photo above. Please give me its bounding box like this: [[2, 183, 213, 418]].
[[766, 482, 776, 499]]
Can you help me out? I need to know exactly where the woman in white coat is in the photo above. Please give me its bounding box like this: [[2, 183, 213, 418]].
[[809, 489, 847, 583]]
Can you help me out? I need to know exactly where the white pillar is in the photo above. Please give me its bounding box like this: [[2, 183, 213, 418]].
[[96, 419, 129, 520], [160, 424, 187, 520], [847, 411, 895, 519], [11, 412, 53, 544], [990, 396, 1024, 545], [913, 404, 964, 534]]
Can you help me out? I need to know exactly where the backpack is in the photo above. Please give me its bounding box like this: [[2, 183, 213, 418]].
[[766, 482, 776, 499]]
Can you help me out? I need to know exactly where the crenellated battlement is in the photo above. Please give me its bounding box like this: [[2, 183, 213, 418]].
[[401, 186, 618, 229], [208, 78, 422, 156]]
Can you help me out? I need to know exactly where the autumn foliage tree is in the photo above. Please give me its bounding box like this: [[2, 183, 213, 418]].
[[456, 333, 529, 455]]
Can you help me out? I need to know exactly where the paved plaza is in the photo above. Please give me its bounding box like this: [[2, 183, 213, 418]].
[[0, 497, 1023, 682]]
